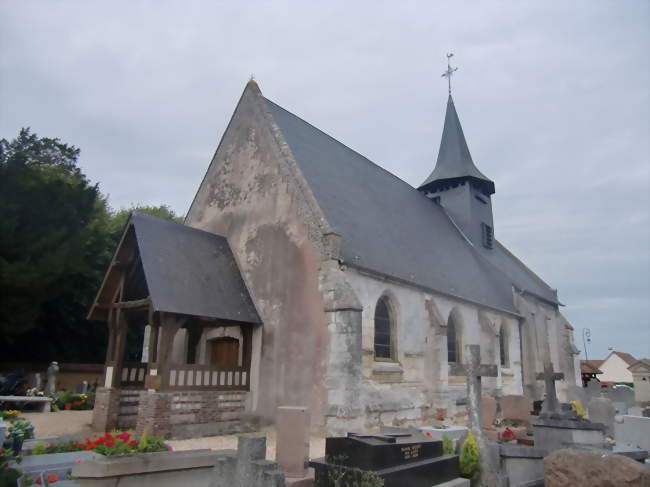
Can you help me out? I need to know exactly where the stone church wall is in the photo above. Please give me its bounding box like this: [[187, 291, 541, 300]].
[[515, 293, 579, 402], [185, 84, 330, 428], [345, 267, 523, 429]]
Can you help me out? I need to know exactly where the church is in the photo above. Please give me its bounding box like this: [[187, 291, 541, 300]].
[[88, 78, 581, 438]]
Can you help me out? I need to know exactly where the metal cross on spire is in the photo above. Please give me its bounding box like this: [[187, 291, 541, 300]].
[[441, 53, 458, 95]]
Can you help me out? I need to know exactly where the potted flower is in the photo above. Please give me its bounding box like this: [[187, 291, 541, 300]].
[[7, 420, 35, 455]]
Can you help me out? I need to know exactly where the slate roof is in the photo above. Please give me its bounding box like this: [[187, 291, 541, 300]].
[[419, 96, 495, 195], [266, 99, 552, 314], [130, 212, 261, 323]]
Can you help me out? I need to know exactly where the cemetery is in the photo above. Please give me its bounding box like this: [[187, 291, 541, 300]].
[[2, 341, 649, 486], [1, 15, 648, 485]]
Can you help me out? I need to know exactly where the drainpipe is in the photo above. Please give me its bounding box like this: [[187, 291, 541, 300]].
[[518, 318, 525, 392]]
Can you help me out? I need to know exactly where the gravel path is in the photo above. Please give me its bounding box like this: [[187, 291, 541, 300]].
[[21, 410, 95, 439], [168, 426, 326, 460], [19, 411, 326, 460]]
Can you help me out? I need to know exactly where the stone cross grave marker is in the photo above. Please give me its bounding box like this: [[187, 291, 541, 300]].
[[450, 344, 500, 487], [536, 362, 565, 418], [449, 344, 498, 431]]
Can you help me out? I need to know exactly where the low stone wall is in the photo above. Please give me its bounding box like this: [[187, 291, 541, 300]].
[[615, 415, 650, 451], [72, 449, 218, 487], [93, 387, 120, 432], [72, 435, 286, 487]]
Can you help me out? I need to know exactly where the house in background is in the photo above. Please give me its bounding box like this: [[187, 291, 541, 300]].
[[593, 349, 637, 384], [628, 359, 650, 405]]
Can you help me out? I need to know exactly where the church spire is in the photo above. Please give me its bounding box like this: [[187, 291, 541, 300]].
[[418, 96, 495, 196], [418, 55, 495, 196]]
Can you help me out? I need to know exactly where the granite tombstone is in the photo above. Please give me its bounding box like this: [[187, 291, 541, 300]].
[[309, 431, 463, 487]]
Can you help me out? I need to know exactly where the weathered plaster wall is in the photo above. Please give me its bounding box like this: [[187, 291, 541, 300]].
[[514, 293, 578, 402], [185, 84, 329, 426], [345, 266, 523, 428]]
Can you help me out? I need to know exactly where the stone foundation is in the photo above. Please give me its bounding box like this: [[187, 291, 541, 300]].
[[135, 390, 249, 439], [92, 387, 121, 432], [118, 389, 143, 429]]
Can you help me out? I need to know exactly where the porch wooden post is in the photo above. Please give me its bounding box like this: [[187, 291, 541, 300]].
[[242, 326, 253, 390], [107, 308, 128, 388], [156, 313, 184, 391], [105, 307, 116, 364]]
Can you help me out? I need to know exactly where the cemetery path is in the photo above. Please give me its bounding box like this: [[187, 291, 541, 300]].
[[168, 426, 327, 460], [22, 410, 94, 438], [20, 412, 328, 461]]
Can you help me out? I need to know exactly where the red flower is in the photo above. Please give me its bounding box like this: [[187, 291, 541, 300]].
[[116, 432, 131, 442], [425, 432, 432, 438], [35, 473, 59, 484], [105, 441, 115, 447], [501, 427, 516, 441], [128, 440, 137, 447]]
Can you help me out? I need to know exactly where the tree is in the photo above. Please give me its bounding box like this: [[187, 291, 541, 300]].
[[0, 129, 182, 363], [0, 129, 113, 361], [107, 204, 182, 244]]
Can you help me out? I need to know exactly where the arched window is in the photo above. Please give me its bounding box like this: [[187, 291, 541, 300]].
[[374, 296, 394, 360], [447, 311, 461, 363], [499, 326, 509, 367]]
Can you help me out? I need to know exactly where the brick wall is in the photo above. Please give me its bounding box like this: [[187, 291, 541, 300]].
[[92, 387, 120, 432], [117, 389, 143, 429], [135, 390, 248, 439]]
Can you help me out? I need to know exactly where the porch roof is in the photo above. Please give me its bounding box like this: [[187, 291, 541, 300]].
[[89, 212, 262, 324]]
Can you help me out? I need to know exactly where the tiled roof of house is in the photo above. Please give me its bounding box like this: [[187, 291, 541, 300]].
[[581, 360, 604, 374], [609, 351, 637, 366]]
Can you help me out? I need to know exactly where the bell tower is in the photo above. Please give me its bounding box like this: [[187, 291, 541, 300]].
[[418, 54, 496, 250]]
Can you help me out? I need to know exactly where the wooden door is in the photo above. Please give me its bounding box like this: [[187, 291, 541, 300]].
[[210, 337, 239, 368]]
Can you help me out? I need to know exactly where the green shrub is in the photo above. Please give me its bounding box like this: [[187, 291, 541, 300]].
[[442, 434, 455, 455], [459, 431, 480, 478], [318, 455, 384, 487]]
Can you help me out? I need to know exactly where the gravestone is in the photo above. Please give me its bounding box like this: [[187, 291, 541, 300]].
[[585, 379, 601, 399], [566, 386, 589, 408], [536, 364, 566, 419], [74, 381, 89, 394], [444, 344, 501, 486], [211, 434, 285, 487], [0, 420, 6, 445], [45, 362, 59, 395], [500, 395, 530, 423], [588, 394, 615, 436], [309, 431, 465, 487], [615, 415, 650, 452], [610, 385, 634, 410], [275, 406, 310, 481], [628, 406, 643, 417], [481, 395, 497, 427]]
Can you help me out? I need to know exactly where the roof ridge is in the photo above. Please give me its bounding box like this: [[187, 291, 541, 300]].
[[132, 211, 227, 241], [495, 239, 556, 295], [262, 97, 420, 192]]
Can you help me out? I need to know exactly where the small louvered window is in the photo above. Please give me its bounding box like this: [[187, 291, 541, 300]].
[[482, 223, 494, 249]]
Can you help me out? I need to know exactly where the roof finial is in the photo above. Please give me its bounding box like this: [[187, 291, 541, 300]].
[[441, 53, 458, 95], [249, 73, 255, 81]]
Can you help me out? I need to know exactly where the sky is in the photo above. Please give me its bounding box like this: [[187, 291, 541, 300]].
[[1, 1, 648, 359]]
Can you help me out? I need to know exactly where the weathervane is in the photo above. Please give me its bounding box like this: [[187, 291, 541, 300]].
[[441, 53, 458, 95]]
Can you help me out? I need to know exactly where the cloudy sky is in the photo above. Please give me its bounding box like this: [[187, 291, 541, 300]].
[[1, 1, 648, 359]]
